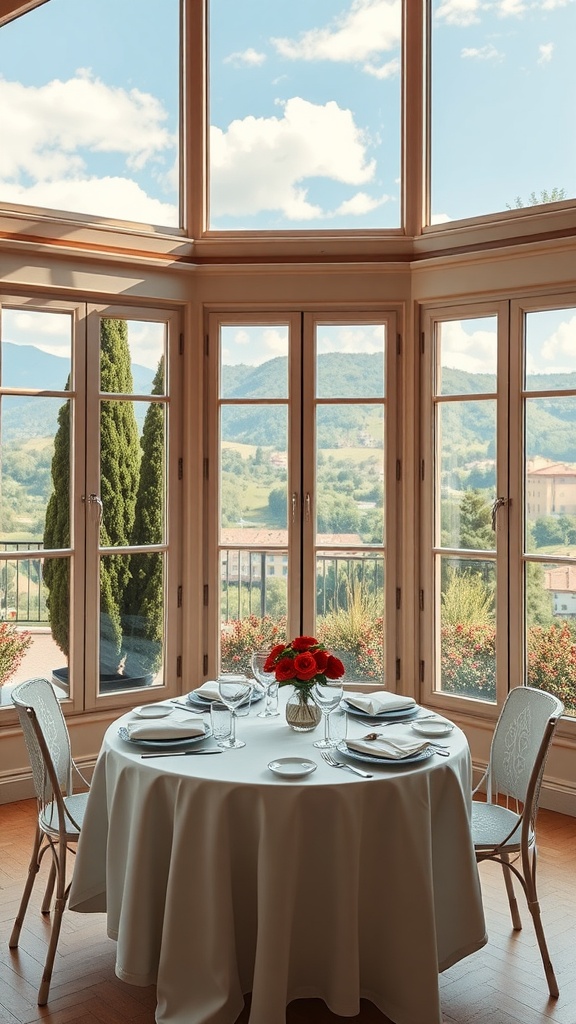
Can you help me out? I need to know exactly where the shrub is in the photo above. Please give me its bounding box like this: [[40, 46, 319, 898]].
[[220, 614, 287, 675], [0, 623, 32, 686]]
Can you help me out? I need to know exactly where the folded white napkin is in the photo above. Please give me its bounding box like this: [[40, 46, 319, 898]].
[[344, 691, 416, 715], [190, 681, 222, 701], [126, 711, 206, 742], [346, 730, 429, 760]]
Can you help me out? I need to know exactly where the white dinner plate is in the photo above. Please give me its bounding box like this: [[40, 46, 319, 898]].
[[342, 700, 420, 721], [187, 689, 264, 709], [411, 719, 454, 738], [336, 740, 434, 766], [132, 704, 174, 719], [268, 757, 317, 778], [118, 725, 211, 749]]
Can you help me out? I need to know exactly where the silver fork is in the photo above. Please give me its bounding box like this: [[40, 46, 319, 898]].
[[321, 750, 372, 778]]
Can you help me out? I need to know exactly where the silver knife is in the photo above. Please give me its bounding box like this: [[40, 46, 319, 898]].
[[140, 748, 222, 758]]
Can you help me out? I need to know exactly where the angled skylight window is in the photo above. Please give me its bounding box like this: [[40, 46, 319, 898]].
[[0, 0, 180, 228], [208, 0, 402, 231], [431, 0, 576, 224]]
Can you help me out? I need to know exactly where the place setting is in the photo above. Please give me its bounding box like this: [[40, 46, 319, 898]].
[[118, 703, 221, 757]]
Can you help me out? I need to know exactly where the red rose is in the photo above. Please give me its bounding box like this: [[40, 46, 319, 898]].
[[264, 643, 285, 671], [275, 657, 297, 681], [324, 655, 345, 679], [292, 635, 318, 651], [313, 649, 329, 672], [293, 651, 319, 680]]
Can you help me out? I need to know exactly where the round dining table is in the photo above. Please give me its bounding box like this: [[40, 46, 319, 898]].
[[68, 691, 487, 1024]]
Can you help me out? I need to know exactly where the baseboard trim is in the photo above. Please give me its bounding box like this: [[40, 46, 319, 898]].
[[0, 757, 97, 804], [472, 760, 576, 817]]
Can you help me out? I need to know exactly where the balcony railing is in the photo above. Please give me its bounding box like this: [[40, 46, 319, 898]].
[[0, 542, 47, 623]]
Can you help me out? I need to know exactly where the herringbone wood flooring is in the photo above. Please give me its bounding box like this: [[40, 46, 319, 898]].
[[1, 799, 575, 1024]]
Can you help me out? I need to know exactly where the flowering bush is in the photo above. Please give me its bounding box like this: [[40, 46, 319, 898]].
[[264, 635, 345, 697], [0, 622, 32, 686], [220, 614, 287, 676], [527, 622, 576, 714], [441, 623, 496, 702]]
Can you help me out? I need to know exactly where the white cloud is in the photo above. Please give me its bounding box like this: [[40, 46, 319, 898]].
[[496, 0, 528, 15], [317, 325, 385, 355], [462, 44, 504, 60], [430, 212, 453, 224], [439, 321, 497, 374], [5, 310, 71, 359], [0, 70, 177, 225], [224, 48, 266, 68], [222, 328, 288, 366], [364, 57, 401, 79], [537, 42, 554, 64], [334, 191, 390, 215], [272, 0, 401, 64], [0, 176, 178, 226], [540, 0, 573, 8], [538, 315, 576, 372], [435, 0, 482, 27], [210, 97, 376, 221]]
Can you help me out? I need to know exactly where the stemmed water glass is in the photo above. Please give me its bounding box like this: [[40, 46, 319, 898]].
[[251, 651, 280, 718], [312, 679, 344, 749], [217, 673, 253, 748]]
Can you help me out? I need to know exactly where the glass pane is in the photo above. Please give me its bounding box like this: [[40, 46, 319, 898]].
[[0, 0, 179, 227], [100, 398, 165, 547], [525, 308, 576, 390], [219, 551, 288, 673], [316, 322, 385, 398], [209, 0, 402, 230], [431, 1, 575, 222], [0, 553, 72, 709], [526, 561, 576, 718], [435, 317, 497, 396], [437, 400, 496, 549], [525, 397, 576, 556], [1, 395, 68, 544], [316, 404, 384, 546], [1, 308, 71, 388], [438, 556, 496, 703], [100, 318, 165, 396], [220, 405, 288, 531], [316, 551, 385, 683], [220, 324, 289, 399], [99, 551, 164, 693]]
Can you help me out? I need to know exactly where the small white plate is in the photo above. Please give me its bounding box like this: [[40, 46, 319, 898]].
[[411, 719, 454, 738], [268, 757, 317, 778], [133, 704, 174, 719]]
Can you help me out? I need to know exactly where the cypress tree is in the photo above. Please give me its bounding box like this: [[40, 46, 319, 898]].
[[43, 318, 141, 677], [43, 382, 71, 657], [122, 356, 165, 678], [98, 318, 140, 674]]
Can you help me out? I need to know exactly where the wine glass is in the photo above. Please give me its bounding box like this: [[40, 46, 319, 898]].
[[312, 679, 344, 749], [251, 651, 280, 718], [217, 674, 253, 748]]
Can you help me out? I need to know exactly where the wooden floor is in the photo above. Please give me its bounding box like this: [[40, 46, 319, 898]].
[[1, 799, 575, 1024]]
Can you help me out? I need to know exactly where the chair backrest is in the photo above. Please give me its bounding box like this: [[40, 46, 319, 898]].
[[12, 678, 73, 808], [487, 686, 563, 807]]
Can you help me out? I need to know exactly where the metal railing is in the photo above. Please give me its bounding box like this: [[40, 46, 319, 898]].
[[0, 542, 47, 623]]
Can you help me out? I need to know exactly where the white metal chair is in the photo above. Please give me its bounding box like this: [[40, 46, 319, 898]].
[[9, 678, 90, 1005], [472, 685, 563, 998]]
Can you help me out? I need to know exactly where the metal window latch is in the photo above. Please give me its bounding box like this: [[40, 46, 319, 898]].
[[491, 496, 509, 531], [87, 493, 103, 523]]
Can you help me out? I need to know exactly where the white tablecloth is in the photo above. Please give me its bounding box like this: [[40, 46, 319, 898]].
[[69, 695, 486, 1024]]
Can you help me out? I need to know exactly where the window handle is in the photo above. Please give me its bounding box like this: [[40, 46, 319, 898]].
[[87, 492, 103, 523], [291, 492, 298, 523], [305, 492, 311, 521], [491, 496, 509, 531]]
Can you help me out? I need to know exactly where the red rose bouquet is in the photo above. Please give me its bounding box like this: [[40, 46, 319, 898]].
[[264, 635, 345, 696]]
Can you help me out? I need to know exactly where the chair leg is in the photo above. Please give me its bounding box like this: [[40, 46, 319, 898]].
[[526, 896, 559, 998], [501, 853, 522, 931], [37, 839, 68, 1006], [41, 861, 56, 914], [9, 826, 43, 949]]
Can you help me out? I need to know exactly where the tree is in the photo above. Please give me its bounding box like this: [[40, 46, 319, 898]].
[[507, 187, 566, 210], [43, 319, 141, 676], [122, 357, 165, 678]]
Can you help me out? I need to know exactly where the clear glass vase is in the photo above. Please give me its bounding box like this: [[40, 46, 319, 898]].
[[285, 689, 322, 732]]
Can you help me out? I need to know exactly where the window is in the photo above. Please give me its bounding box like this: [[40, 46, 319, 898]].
[[205, 0, 402, 231], [0, 0, 180, 227], [430, 0, 576, 223], [422, 297, 576, 719], [0, 297, 182, 712], [207, 310, 397, 683]]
